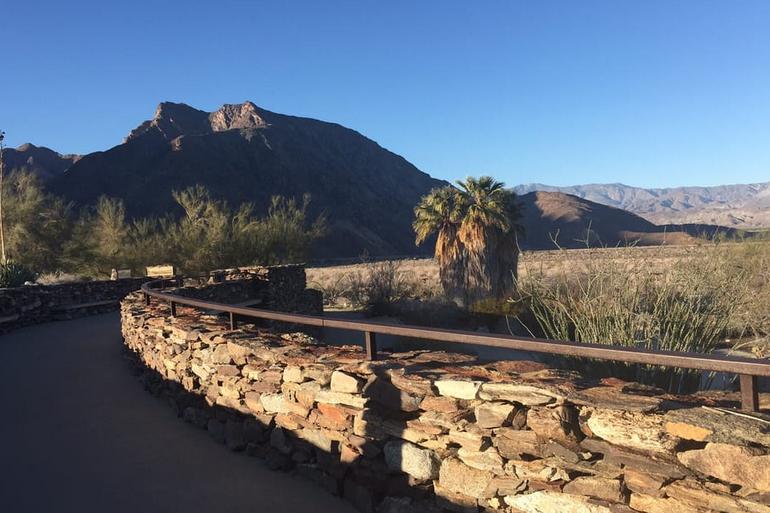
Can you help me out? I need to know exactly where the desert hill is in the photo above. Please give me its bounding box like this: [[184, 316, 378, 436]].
[[50, 101, 447, 257], [517, 191, 707, 250], [2, 143, 80, 182], [514, 182, 770, 229]]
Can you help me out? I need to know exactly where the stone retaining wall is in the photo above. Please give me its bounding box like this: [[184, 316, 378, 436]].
[[121, 288, 770, 513], [0, 277, 148, 333]]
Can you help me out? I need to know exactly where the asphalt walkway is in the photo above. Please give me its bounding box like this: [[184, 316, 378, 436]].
[[0, 313, 356, 513]]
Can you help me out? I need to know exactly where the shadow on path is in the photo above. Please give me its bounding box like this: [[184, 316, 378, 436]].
[[0, 313, 356, 513]]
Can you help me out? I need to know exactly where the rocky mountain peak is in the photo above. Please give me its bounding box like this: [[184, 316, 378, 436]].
[[210, 102, 267, 132]]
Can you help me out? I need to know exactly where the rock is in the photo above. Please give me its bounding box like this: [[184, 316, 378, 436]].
[[435, 379, 481, 400], [260, 393, 289, 413], [297, 428, 335, 452], [343, 477, 375, 513], [316, 390, 368, 409], [433, 482, 478, 513], [387, 370, 435, 397], [663, 408, 770, 447], [583, 409, 678, 456], [331, 370, 363, 393], [474, 402, 515, 428], [628, 493, 703, 513], [562, 476, 624, 503], [581, 439, 688, 480], [568, 386, 662, 412], [483, 476, 527, 497], [211, 344, 233, 364], [448, 428, 490, 451], [493, 429, 540, 459], [479, 383, 559, 405], [283, 365, 304, 383], [508, 458, 572, 483], [457, 446, 505, 474], [622, 469, 668, 496], [207, 419, 225, 443], [664, 479, 768, 513], [420, 396, 461, 413], [224, 420, 246, 451], [383, 441, 440, 481], [364, 377, 422, 412], [677, 443, 770, 492], [504, 491, 613, 513], [439, 457, 494, 497], [527, 405, 581, 447], [244, 391, 263, 413], [226, 341, 251, 364], [270, 427, 293, 454]]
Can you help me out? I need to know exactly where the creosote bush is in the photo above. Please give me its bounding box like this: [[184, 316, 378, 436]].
[[0, 261, 37, 288], [512, 242, 769, 393]]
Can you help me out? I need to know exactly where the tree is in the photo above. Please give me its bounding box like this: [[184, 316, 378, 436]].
[[413, 186, 467, 304], [414, 176, 523, 308]]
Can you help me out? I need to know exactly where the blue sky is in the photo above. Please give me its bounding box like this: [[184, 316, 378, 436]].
[[2, 0, 770, 188]]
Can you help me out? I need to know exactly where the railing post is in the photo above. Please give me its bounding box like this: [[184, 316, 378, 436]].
[[229, 312, 237, 330], [739, 374, 759, 412], [169, 301, 177, 317], [365, 331, 377, 361], [144, 293, 150, 306]]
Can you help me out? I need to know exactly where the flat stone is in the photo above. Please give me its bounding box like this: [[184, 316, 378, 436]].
[[664, 479, 768, 513], [435, 379, 481, 400], [629, 493, 703, 513], [383, 441, 440, 481], [420, 396, 461, 413], [260, 393, 289, 413], [315, 390, 368, 409], [677, 443, 770, 492], [584, 409, 678, 456], [448, 428, 490, 451], [493, 429, 540, 459], [479, 383, 559, 405], [562, 476, 624, 503], [483, 476, 527, 497], [387, 369, 435, 396], [457, 446, 505, 474], [434, 482, 478, 513], [331, 370, 363, 393], [474, 401, 515, 428], [508, 459, 571, 483], [623, 469, 668, 496], [363, 376, 422, 412], [567, 386, 662, 412], [283, 365, 304, 383], [505, 491, 613, 513], [527, 405, 581, 447], [581, 439, 688, 480], [663, 408, 770, 447], [439, 457, 494, 497]]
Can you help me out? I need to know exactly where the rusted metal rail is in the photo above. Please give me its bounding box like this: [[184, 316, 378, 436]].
[[141, 279, 768, 412]]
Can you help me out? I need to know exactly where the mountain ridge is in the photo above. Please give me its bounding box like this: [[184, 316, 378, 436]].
[[513, 181, 770, 228]]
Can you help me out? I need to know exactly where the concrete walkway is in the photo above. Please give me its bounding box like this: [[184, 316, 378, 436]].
[[0, 313, 357, 513]]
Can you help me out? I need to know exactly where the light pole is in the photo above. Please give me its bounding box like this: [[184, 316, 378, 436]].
[[0, 130, 6, 263]]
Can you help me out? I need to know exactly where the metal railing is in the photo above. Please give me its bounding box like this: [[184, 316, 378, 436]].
[[141, 279, 769, 412]]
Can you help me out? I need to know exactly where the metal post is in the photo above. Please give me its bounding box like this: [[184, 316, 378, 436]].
[[365, 331, 377, 361], [229, 312, 237, 330], [739, 374, 759, 412], [144, 293, 150, 306], [170, 301, 177, 317]]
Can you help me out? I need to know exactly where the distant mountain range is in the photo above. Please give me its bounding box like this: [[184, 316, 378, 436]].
[[2, 101, 757, 258], [514, 182, 770, 229]]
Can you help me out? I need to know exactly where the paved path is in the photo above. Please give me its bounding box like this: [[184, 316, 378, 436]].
[[0, 313, 357, 513]]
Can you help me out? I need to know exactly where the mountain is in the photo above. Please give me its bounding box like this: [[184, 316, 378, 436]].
[[514, 182, 770, 229], [2, 143, 80, 182], [517, 191, 706, 250], [51, 101, 447, 257]]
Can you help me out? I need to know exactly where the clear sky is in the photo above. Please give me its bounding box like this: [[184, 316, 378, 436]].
[[2, 0, 770, 188]]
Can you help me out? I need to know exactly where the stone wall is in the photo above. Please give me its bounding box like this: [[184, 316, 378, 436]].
[[121, 290, 770, 513], [0, 277, 148, 333]]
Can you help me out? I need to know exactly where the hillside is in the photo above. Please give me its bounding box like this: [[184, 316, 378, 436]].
[[517, 191, 701, 250], [2, 143, 80, 182], [514, 182, 770, 229], [51, 101, 447, 257]]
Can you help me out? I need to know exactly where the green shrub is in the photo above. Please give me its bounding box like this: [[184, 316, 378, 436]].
[[0, 261, 37, 288]]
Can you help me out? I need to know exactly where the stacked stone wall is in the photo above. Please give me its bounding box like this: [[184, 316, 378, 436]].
[[121, 291, 770, 513], [0, 277, 147, 332]]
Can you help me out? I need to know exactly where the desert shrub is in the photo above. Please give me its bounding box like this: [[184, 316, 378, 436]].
[[513, 243, 749, 393], [0, 261, 37, 288], [326, 260, 422, 314]]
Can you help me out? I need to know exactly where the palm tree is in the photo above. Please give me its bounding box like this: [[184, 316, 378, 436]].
[[413, 186, 468, 305], [414, 176, 523, 308], [455, 176, 523, 307]]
